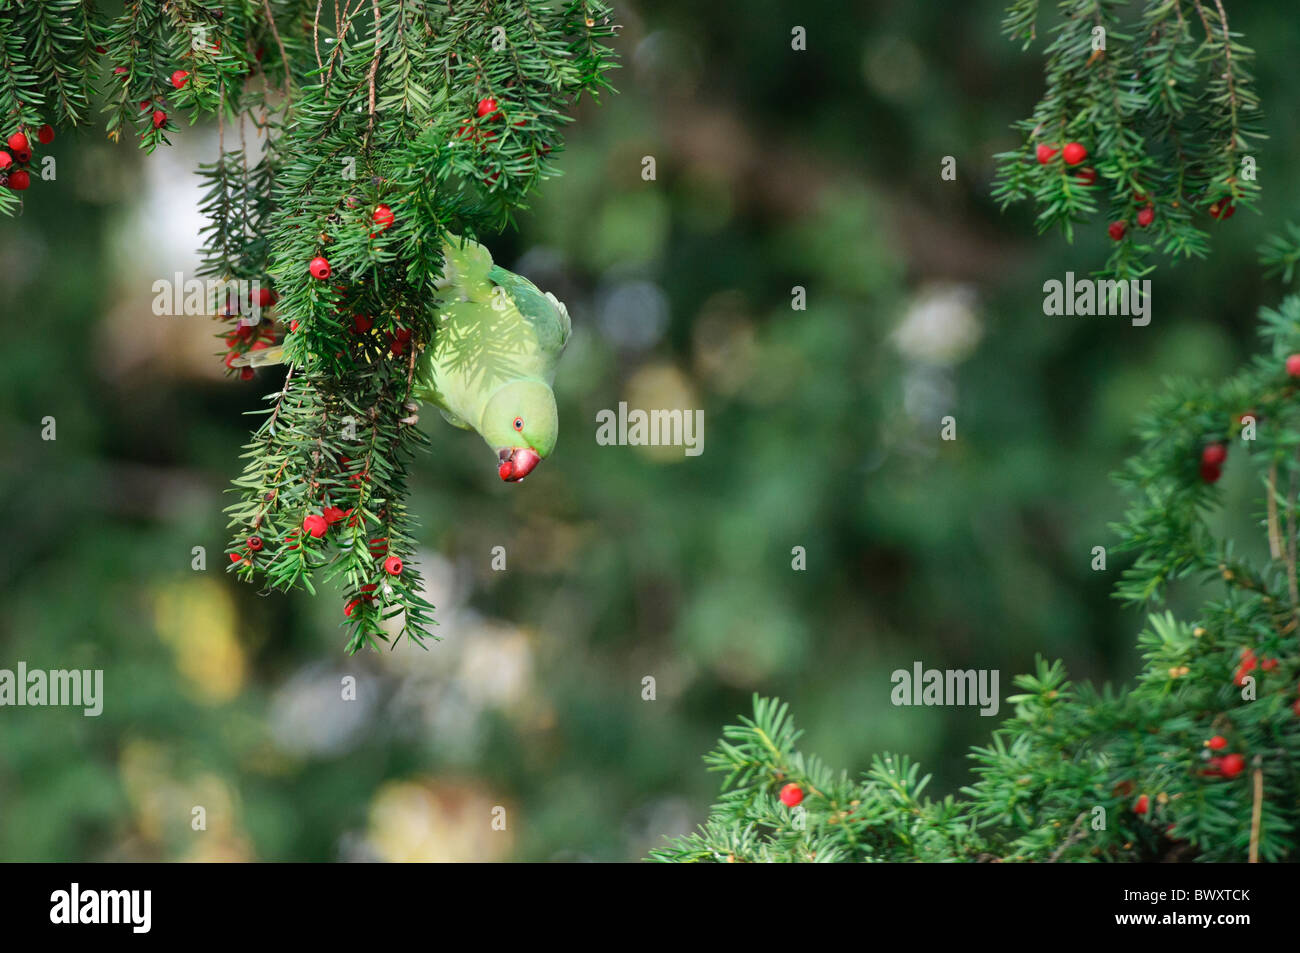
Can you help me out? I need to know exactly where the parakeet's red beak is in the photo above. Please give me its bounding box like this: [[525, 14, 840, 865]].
[[498, 447, 541, 482]]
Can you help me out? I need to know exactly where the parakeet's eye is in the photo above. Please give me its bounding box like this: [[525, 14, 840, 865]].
[[513, 417, 524, 432]]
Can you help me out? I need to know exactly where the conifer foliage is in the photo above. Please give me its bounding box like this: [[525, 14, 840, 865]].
[[654, 246, 1300, 865], [993, 0, 1263, 279], [654, 2, 1296, 866], [1, 2, 618, 653]]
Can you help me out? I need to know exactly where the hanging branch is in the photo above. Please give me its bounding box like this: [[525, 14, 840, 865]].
[[656, 225, 1300, 863], [991, 0, 1264, 279], [0, 2, 618, 652]]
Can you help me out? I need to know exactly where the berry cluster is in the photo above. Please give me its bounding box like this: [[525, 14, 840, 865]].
[[1, 126, 54, 193], [1131, 733, 1252, 817], [1197, 354, 1300, 483], [1200, 735, 1247, 780], [1104, 189, 1158, 242], [1034, 142, 1238, 244], [219, 286, 279, 381], [451, 96, 549, 187], [110, 60, 191, 134], [1199, 442, 1227, 484], [1233, 646, 1281, 687]]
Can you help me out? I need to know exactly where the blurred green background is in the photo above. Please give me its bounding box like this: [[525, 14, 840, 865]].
[[1, 0, 1297, 861]]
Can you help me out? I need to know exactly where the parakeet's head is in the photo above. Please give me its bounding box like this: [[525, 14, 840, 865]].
[[481, 379, 559, 482]]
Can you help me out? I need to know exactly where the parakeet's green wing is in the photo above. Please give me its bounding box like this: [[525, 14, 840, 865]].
[[488, 266, 571, 364]]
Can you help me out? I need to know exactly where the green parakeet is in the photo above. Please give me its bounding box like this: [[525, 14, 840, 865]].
[[415, 236, 571, 482], [236, 235, 571, 483]]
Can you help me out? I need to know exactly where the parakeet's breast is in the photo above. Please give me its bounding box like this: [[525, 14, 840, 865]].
[[416, 237, 571, 449], [416, 296, 552, 429]]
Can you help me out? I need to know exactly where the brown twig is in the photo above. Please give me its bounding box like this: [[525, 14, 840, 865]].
[[261, 0, 293, 102], [313, 1, 324, 72], [1248, 760, 1263, 863], [1267, 461, 1282, 560], [1288, 456, 1298, 615], [1048, 811, 1091, 863], [1212, 0, 1239, 150], [365, 0, 382, 146]]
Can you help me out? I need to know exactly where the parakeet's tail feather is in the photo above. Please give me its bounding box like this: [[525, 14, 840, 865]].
[[230, 345, 287, 368]]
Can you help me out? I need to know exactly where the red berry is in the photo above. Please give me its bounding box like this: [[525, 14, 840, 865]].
[[303, 514, 329, 538], [1035, 143, 1058, 164], [344, 598, 361, 617], [1207, 734, 1228, 751], [1062, 142, 1087, 165], [257, 287, 276, 308], [384, 555, 403, 575], [7, 132, 28, 154], [94, 45, 108, 54], [229, 552, 242, 563], [371, 204, 394, 235], [1074, 167, 1097, 186], [309, 256, 331, 280], [1261, 657, 1279, 672], [352, 313, 373, 333], [1136, 205, 1155, 228], [1218, 753, 1246, 779], [289, 320, 299, 332], [246, 536, 264, 552], [1287, 354, 1300, 378], [1200, 460, 1222, 484], [36, 124, 53, 145], [0, 151, 9, 169], [1134, 794, 1149, 814], [1201, 444, 1227, 466], [171, 70, 190, 89], [1108, 220, 1127, 241], [7, 169, 29, 191], [779, 783, 804, 807], [1208, 200, 1236, 220], [239, 367, 255, 380], [322, 506, 347, 525], [152, 110, 167, 128], [476, 97, 499, 119]]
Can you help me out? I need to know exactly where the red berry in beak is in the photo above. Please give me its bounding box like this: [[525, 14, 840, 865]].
[[498, 447, 541, 482]]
